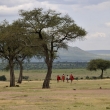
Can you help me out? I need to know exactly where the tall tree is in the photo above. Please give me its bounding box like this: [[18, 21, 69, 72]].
[[0, 20, 28, 87], [87, 59, 110, 79], [19, 8, 87, 88]]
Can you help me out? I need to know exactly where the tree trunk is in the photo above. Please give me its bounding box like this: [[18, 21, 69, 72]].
[[17, 62, 23, 83], [42, 42, 54, 89], [100, 69, 103, 79], [42, 63, 52, 89], [9, 59, 15, 87]]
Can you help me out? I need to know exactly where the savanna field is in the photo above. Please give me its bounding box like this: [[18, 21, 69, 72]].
[[0, 69, 110, 110]]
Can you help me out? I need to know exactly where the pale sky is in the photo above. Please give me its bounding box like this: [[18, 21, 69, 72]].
[[0, 0, 110, 50]]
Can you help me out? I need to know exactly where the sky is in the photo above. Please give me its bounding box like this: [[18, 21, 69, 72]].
[[0, 0, 110, 50]]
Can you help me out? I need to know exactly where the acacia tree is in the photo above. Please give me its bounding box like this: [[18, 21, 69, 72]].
[[15, 54, 26, 83], [19, 8, 87, 88], [87, 59, 110, 79], [16, 46, 41, 83], [0, 20, 29, 87]]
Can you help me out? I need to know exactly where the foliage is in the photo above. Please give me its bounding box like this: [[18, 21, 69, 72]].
[[87, 59, 110, 71], [87, 59, 110, 78], [22, 76, 29, 80], [4, 65, 10, 71], [0, 19, 32, 86], [19, 8, 87, 88], [0, 75, 7, 81]]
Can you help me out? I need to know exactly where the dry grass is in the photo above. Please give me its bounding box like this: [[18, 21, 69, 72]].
[[0, 79, 110, 110]]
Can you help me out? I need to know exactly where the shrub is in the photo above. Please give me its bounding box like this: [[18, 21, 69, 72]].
[[80, 77, 83, 80], [92, 76, 97, 79], [105, 76, 110, 79], [0, 75, 7, 81], [22, 76, 29, 80], [86, 76, 89, 79], [74, 77, 78, 80]]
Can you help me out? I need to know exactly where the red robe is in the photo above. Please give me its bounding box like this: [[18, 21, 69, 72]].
[[57, 75, 61, 81], [62, 75, 65, 82], [70, 74, 74, 81]]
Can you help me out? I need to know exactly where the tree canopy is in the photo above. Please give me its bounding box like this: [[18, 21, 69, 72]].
[[0, 20, 41, 86], [0, 20, 28, 86], [19, 8, 87, 88], [87, 59, 110, 79]]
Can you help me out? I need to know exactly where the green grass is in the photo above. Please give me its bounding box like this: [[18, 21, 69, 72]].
[[0, 68, 110, 81]]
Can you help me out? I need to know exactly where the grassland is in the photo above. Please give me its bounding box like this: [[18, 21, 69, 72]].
[[1, 68, 110, 81], [0, 69, 110, 110]]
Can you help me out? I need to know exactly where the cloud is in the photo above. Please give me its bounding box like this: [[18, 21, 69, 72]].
[[0, 0, 110, 17], [0, 0, 61, 17], [31, 0, 110, 5], [0, 0, 110, 50], [105, 22, 110, 27], [0, 0, 62, 23], [0, 0, 36, 7], [1, 0, 104, 7], [87, 32, 106, 39], [84, 1, 110, 11]]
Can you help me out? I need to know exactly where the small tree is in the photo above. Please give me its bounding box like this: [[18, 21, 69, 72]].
[[87, 59, 110, 79], [15, 48, 40, 84]]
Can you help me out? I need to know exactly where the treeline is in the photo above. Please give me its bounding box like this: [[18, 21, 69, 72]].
[[0, 62, 88, 70]]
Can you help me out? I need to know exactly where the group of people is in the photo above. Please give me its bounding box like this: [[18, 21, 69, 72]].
[[57, 74, 74, 83]]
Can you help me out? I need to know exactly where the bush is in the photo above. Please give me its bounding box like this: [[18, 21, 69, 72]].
[[80, 77, 83, 80], [105, 76, 110, 79], [22, 76, 29, 80], [85, 76, 89, 79], [74, 77, 78, 80], [0, 75, 7, 81], [92, 76, 97, 79]]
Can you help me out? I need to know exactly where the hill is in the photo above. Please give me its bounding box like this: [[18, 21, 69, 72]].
[[1, 46, 110, 63], [54, 46, 110, 62]]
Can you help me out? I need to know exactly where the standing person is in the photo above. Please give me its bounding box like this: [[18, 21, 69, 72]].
[[70, 74, 74, 83], [57, 75, 61, 82], [66, 75, 69, 83], [62, 74, 65, 82]]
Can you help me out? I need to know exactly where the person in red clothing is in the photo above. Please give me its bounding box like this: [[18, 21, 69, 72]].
[[62, 74, 65, 82], [57, 75, 61, 82], [70, 74, 74, 83]]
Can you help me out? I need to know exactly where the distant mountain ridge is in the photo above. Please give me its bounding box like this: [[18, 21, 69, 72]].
[[54, 46, 110, 62], [1, 46, 109, 63], [87, 50, 110, 55]]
